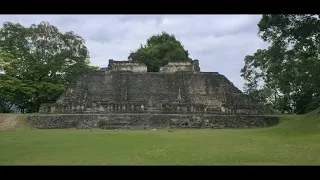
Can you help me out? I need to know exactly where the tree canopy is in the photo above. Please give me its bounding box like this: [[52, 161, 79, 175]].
[[128, 31, 192, 72], [0, 21, 98, 113], [241, 14, 320, 114]]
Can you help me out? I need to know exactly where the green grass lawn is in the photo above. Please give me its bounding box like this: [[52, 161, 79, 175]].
[[1, 110, 320, 165]]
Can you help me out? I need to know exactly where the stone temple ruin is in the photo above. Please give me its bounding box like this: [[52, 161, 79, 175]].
[[28, 59, 278, 129]]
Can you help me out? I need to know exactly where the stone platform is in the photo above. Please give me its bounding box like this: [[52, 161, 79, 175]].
[[27, 114, 279, 130], [32, 60, 277, 130]]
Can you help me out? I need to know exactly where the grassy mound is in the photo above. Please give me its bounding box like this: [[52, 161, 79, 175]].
[[0, 112, 319, 165], [269, 107, 320, 135]]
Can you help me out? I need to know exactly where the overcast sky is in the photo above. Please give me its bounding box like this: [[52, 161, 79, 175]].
[[0, 15, 269, 91]]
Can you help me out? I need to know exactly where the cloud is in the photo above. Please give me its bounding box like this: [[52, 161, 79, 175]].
[[0, 15, 268, 90]]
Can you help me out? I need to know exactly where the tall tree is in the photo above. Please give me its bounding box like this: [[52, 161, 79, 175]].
[[241, 14, 320, 114], [0, 21, 98, 113], [128, 31, 192, 72], [0, 50, 18, 112]]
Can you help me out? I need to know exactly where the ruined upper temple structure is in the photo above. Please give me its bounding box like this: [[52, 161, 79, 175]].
[[39, 59, 266, 115]]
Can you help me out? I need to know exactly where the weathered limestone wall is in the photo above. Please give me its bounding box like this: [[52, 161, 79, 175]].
[[104, 59, 147, 73], [159, 62, 194, 73], [27, 114, 279, 129], [193, 59, 200, 72], [39, 71, 262, 115]]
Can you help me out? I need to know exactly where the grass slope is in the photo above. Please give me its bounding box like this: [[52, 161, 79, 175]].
[[0, 110, 319, 165]]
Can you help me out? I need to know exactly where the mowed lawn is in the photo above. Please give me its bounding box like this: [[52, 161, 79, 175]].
[[0, 110, 320, 165]]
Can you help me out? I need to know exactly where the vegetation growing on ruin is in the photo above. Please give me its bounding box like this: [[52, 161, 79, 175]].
[[241, 14, 320, 114], [0, 108, 319, 165], [128, 31, 193, 72]]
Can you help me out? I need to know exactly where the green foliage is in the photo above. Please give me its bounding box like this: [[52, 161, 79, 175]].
[[0, 75, 20, 113], [128, 31, 192, 72], [306, 95, 320, 113], [0, 21, 95, 113], [0, 50, 14, 73], [88, 65, 100, 72], [241, 14, 320, 114]]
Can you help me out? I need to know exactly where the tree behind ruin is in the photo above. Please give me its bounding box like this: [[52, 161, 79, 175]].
[[0, 21, 98, 113], [241, 14, 320, 114], [128, 31, 193, 72]]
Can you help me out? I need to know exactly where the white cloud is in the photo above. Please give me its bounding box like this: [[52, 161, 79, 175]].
[[0, 14, 268, 90]]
